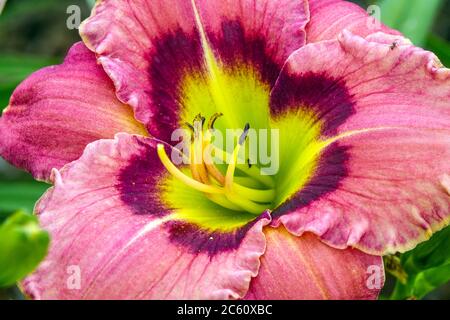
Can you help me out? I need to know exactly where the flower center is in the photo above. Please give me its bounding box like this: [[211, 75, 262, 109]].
[[157, 113, 276, 214]]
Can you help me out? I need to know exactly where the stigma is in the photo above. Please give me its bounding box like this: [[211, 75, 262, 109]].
[[157, 113, 275, 214]]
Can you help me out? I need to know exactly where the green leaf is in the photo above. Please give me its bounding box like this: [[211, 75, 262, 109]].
[[86, 0, 96, 9], [402, 227, 450, 273], [377, 0, 443, 46], [0, 180, 49, 214], [411, 265, 450, 299], [0, 211, 50, 287], [389, 226, 450, 299], [0, 85, 16, 110], [0, 55, 57, 110], [0, 55, 57, 86], [377, 0, 410, 29], [425, 34, 450, 68]]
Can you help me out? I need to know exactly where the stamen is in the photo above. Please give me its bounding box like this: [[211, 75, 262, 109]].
[[205, 194, 243, 211], [233, 176, 261, 188], [239, 123, 250, 145], [204, 152, 275, 202], [191, 135, 209, 182], [157, 144, 223, 194], [224, 193, 269, 214], [184, 122, 195, 133], [218, 125, 270, 213], [203, 115, 226, 184], [207, 112, 223, 130], [190, 144, 207, 182], [204, 148, 225, 184], [221, 125, 275, 207], [190, 114, 210, 184], [158, 115, 275, 215], [225, 124, 250, 191], [233, 184, 275, 203], [210, 145, 275, 188], [193, 113, 205, 138]]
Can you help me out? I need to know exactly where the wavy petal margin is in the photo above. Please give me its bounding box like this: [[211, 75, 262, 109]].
[[273, 128, 450, 255], [0, 42, 146, 181], [272, 31, 450, 134], [306, 0, 400, 43], [80, 0, 309, 141], [270, 31, 450, 255], [22, 134, 270, 299]]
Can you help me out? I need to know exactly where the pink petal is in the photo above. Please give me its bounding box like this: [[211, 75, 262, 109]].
[[270, 31, 450, 254], [23, 133, 270, 299], [194, 0, 308, 68], [273, 128, 450, 255], [306, 0, 400, 43], [245, 227, 383, 299], [271, 31, 450, 135], [0, 42, 146, 181], [80, 0, 309, 142]]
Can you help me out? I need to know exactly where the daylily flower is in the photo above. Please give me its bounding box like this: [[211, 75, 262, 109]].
[[1, 0, 449, 300]]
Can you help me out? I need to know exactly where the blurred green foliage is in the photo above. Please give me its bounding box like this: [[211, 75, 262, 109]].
[[377, 0, 443, 46], [0, 180, 49, 213], [426, 35, 450, 67], [0, 0, 89, 297], [0, 55, 57, 108], [386, 227, 450, 299], [0, 0, 449, 299], [0, 0, 89, 109], [0, 211, 49, 288], [0, 0, 90, 211]]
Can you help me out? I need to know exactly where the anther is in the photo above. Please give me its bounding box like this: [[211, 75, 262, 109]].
[[207, 112, 223, 130], [184, 122, 195, 132], [239, 123, 250, 145], [157, 115, 275, 215]]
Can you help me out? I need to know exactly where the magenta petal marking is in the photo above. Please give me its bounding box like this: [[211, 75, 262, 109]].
[[80, 0, 309, 141], [273, 129, 450, 255], [23, 133, 270, 299], [276, 31, 450, 134], [273, 144, 349, 218], [270, 31, 450, 255], [118, 138, 270, 255], [146, 21, 290, 142], [270, 71, 355, 136], [165, 215, 270, 256]]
